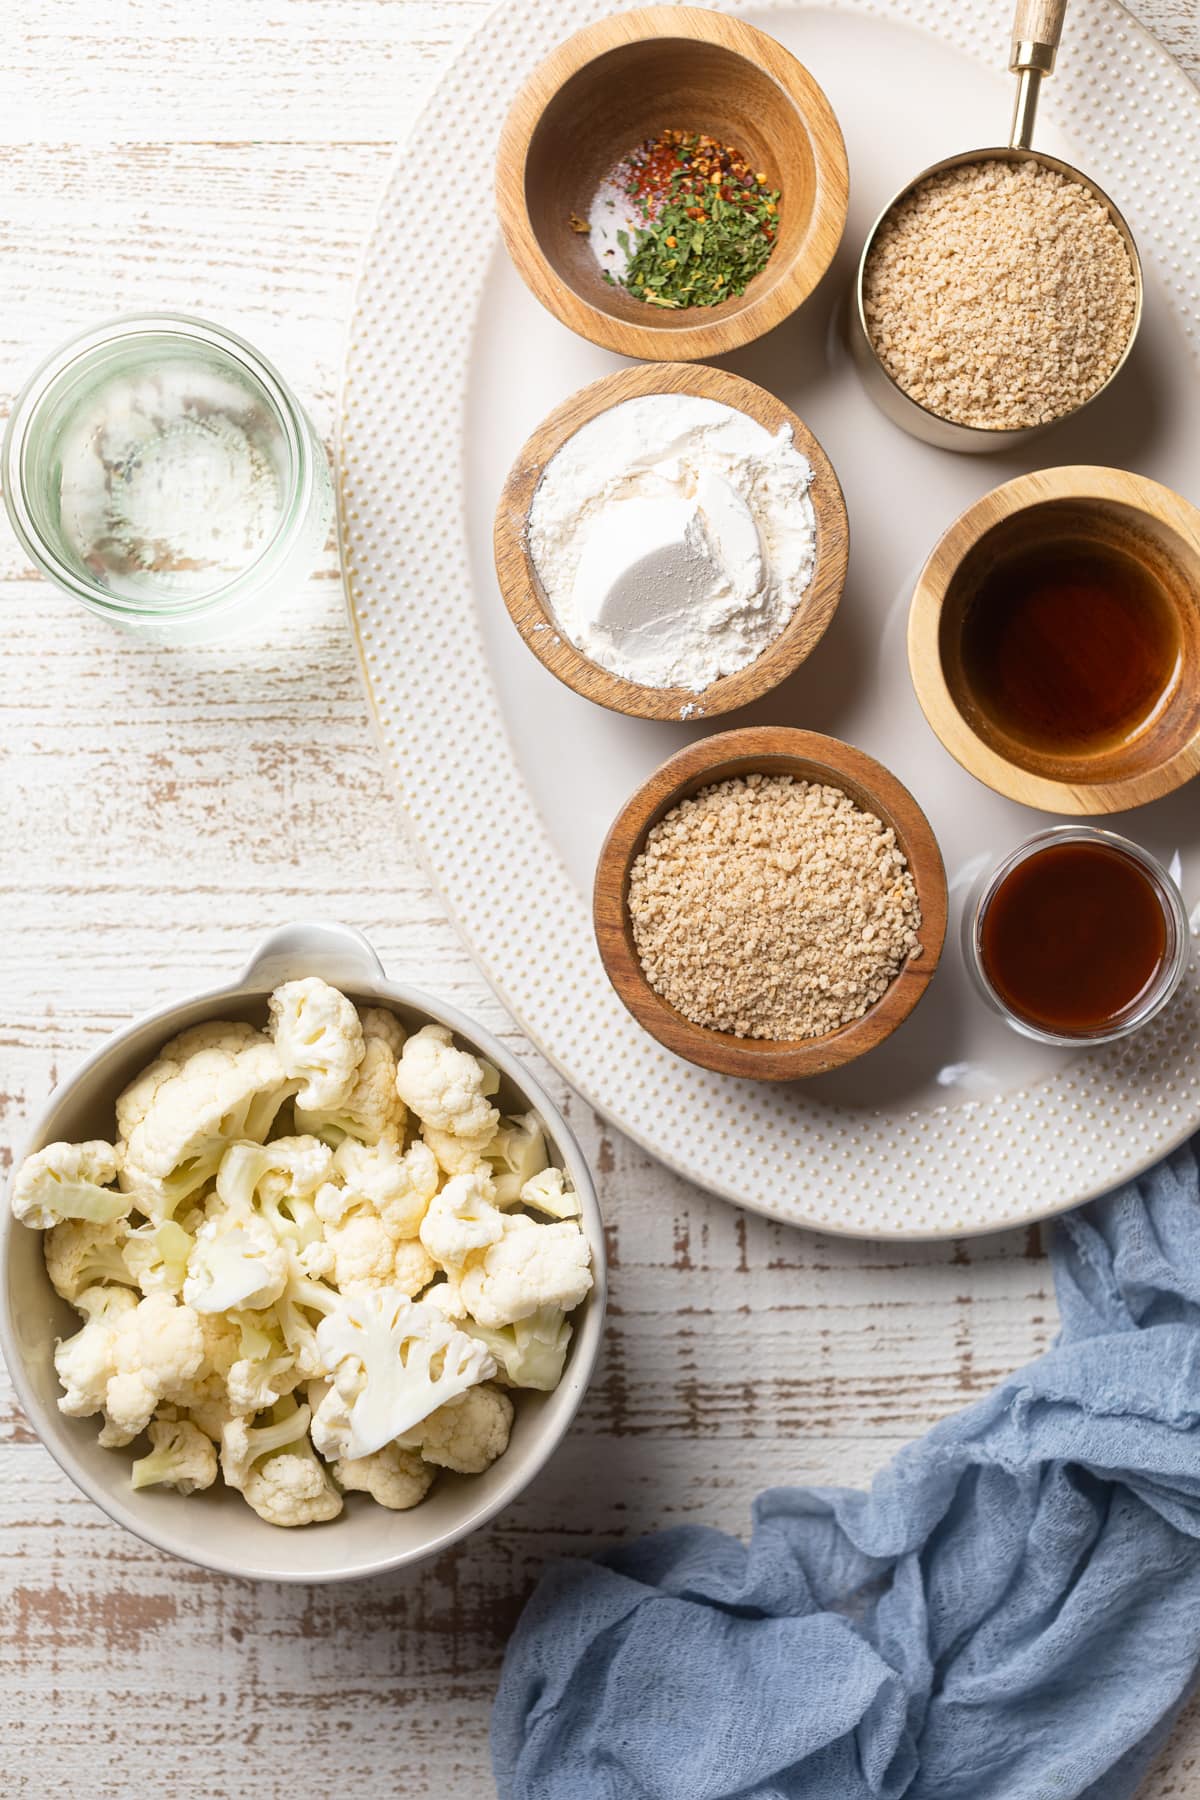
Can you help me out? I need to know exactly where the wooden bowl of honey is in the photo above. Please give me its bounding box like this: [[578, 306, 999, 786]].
[[908, 467, 1200, 814]]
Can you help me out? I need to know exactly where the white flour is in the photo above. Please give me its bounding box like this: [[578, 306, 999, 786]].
[[526, 394, 817, 692]]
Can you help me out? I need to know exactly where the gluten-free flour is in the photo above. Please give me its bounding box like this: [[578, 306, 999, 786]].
[[525, 394, 817, 693]]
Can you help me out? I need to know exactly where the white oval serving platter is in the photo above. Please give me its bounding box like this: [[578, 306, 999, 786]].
[[338, 0, 1200, 1238]]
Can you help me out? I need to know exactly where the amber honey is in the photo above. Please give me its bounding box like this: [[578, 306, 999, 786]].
[[960, 538, 1181, 756], [978, 839, 1169, 1037]]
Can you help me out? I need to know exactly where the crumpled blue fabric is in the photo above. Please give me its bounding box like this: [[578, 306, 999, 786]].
[[492, 1139, 1200, 1800]]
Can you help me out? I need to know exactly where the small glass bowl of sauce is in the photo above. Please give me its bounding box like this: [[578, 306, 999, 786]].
[[966, 826, 1190, 1046]]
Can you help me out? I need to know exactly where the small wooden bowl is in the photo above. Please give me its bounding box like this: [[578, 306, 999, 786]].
[[495, 7, 849, 361], [908, 467, 1200, 814], [494, 362, 848, 721], [593, 727, 947, 1080]]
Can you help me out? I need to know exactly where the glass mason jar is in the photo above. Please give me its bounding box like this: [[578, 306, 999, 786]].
[[2, 313, 333, 644], [964, 824, 1191, 1047]]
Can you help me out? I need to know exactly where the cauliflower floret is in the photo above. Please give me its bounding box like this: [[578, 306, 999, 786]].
[[333, 1442, 434, 1511], [311, 1289, 495, 1460], [273, 1269, 341, 1379], [483, 1113, 550, 1205], [183, 1208, 290, 1314], [295, 1008, 408, 1145], [123, 1218, 195, 1296], [244, 1450, 342, 1527], [268, 977, 364, 1113], [12, 1141, 129, 1231], [324, 1207, 437, 1296], [331, 1131, 438, 1239], [422, 1272, 469, 1321], [519, 1166, 583, 1221], [402, 1383, 513, 1475], [100, 1292, 209, 1446], [457, 1215, 592, 1329], [219, 1397, 342, 1526], [395, 1024, 499, 1151], [419, 1170, 504, 1269], [131, 1417, 217, 1494], [216, 1137, 334, 1249], [464, 1306, 573, 1391], [53, 1284, 139, 1419], [116, 1026, 293, 1218], [421, 1125, 491, 1179], [219, 1397, 311, 1489], [225, 1313, 300, 1415], [54, 1289, 208, 1448], [360, 1006, 406, 1059], [43, 1217, 136, 1302]]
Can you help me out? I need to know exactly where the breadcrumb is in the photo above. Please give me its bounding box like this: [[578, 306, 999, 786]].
[[862, 158, 1137, 431], [628, 774, 922, 1041]]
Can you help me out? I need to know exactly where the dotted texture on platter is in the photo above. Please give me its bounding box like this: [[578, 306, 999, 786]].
[[338, 0, 1200, 1239]]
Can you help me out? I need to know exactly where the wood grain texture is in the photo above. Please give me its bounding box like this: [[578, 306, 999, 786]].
[[1011, 0, 1069, 58], [908, 465, 1200, 813], [493, 361, 849, 720], [0, 2, 1197, 1795], [494, 5, 848, 360], [593, 726, 947, 1077]]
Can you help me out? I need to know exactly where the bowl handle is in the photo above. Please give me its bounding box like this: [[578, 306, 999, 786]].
[[240, 921, 386, 992]]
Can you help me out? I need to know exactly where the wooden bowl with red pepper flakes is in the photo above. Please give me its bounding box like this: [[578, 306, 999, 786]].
[[495, 6, 849, 361]]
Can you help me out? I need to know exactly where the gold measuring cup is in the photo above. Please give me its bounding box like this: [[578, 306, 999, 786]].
[[848, 0, 1144, 453]]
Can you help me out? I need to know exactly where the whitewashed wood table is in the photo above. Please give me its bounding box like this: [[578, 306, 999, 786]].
[[2, 3, 1198, 1794]]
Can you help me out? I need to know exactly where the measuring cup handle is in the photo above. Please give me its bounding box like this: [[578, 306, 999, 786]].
[[1010, 0, 1067, 74]]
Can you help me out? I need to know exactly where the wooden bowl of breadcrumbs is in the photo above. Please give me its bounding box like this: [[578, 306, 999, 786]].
[[593, 727, 948, 1079]]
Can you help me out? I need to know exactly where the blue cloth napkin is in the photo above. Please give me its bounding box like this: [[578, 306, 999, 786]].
[[492, 1139, 1200, 1800]]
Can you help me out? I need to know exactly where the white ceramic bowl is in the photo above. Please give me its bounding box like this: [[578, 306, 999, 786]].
[[0, 922, 606, 1583]]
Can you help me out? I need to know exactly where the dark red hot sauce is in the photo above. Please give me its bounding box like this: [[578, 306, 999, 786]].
[[978, 840, 1168, 1035]]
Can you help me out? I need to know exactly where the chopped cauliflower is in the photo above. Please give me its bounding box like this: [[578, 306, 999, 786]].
[[245, 1450, 343, 1527], [44, 1216, 136, 1302], [458, 1215, 592, 1329], [361, 1006, 406, 1059], [402, 1383, 513, 1475], [324, 1206, 437, 1296], [12, 1141, 129, 1231], [55, 1286, 207, 1447], [421, 1124, 490, 1178], [123, 1218, 195, 1296], [116, 1025, 292, 1218], [484, 1113, 550, 1205], [331, 1131, 438, 1239], [419, 1169, 504, 1268], [519, 1166, 583, 1221], [220, 1397, 342, 1526], [334, 1442, 434, 1511], [225, 1313, 300, 1415], [395, 1023, 499, 1150], [184, 1207, 290, 1314], [312, 1289, 495, 1460], [216, 1136, 333, 1249], [268, 977, 364, 1112], [295, 1008, 407, 1145], [131, 1417, 217, 1494], [465, 1306, 573, 1391]]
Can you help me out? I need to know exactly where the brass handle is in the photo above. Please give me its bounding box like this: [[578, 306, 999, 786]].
[[1009, 0, 1067, 147]]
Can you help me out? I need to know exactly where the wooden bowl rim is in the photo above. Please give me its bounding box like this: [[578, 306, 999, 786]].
[[492, 361, 849, 721], [592, 726, 948, 1080], [908, 464, 1200, 816], [494, 5, 850, 361]]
